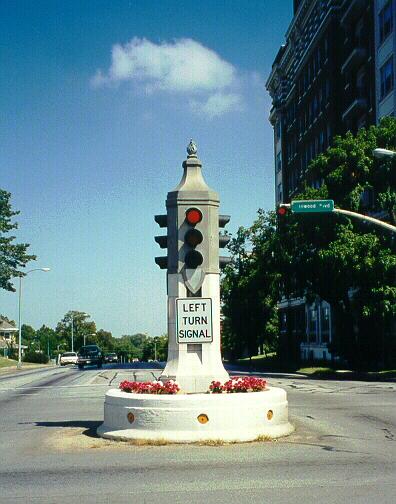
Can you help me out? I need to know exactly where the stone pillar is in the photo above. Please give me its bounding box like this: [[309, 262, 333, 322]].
[[158, 141, 229, 392]]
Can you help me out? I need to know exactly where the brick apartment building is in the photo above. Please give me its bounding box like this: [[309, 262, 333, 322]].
[[266, 0, 395, 361]]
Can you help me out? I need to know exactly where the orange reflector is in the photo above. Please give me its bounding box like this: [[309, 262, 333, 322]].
[[197, 414, 209, 424]]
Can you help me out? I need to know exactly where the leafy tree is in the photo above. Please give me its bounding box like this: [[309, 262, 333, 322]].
[[220, 119, 396, 369], [142, 338, 155, 361], [155, 334, 168, 361], [279, 118, 396, 368], [113, 333, 149, 361], [93, 329, 114, 353], [21, 324, 36, 347], [308, 117, 396, 222], [0, 190, 36, 291], [0, 314, 16, 325], [55, 311, 96, 352], [35, 325, 57, 358], [221, 211, 280, 361], [140, 334, 168, 361]]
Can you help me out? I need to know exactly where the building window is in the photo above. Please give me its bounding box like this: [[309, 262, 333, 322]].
[[380, 57, 394, 99], [323, 36, 329, 60], [361, 187, 375, 208], [321, 306, 330, 343], [357, 114, 367, 130], [308, 307, 318, 343], [277, 182, 283, 202], [313, 94, 318, 117], [319, 130, 325, 152], [379, 1, 393, 44], [276, 152, 282, 172], [280, 311, 287, 332], [276, 120, 281, 140]]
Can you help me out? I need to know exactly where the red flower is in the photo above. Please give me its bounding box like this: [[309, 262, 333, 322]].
[[119, 379, 180, 395], [208, 376, 267, 393]]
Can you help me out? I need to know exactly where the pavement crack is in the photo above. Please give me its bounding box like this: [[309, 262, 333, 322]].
[[383, 428, 395, 441], [108, 372, 118, 386]]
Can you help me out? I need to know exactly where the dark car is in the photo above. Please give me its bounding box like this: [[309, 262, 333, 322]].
[[104, 353, 118, 363], [77, 345, 103, 369]]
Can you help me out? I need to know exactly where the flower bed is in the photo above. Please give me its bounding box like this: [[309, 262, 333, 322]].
[[119, 379, 180, 395], [118, 376, 266, 395], [209, 376, 267, 393]]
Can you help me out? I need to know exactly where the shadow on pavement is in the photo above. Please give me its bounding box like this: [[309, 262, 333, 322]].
[[21, 420, 102, 438]]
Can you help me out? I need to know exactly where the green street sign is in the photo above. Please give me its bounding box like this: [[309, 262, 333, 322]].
[[291, 199, 334, 213]]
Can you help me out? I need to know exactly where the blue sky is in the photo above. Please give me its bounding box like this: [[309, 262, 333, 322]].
[[0, 0, 292, 337]]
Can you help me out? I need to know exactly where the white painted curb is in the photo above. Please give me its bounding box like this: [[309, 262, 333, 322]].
[[97, 386, 294, 443]]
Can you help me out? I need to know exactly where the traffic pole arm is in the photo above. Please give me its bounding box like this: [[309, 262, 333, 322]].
[[333, 208, 396, 233], [280, 202, 396, 232]]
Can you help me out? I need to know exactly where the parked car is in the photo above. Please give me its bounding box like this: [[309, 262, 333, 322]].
[[77, 345, 103, 369], [59, 352, 78, 366], [104, 353, 118, 363]]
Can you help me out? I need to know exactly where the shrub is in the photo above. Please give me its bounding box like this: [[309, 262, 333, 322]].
[[22, 351, 49, 364]]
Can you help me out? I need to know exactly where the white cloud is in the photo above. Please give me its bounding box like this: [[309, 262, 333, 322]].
[[92, 37, 235, 92], [190, 92, 244, 119], [91, 37, 246, 117]]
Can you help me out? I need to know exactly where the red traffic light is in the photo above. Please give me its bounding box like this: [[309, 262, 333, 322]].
[[277, 206, 288, 216], [185, 208, 202, 225]]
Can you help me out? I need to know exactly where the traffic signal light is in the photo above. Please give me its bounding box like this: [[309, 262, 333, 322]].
[[277, 205, 288, 216], [154, 214, 168, 269], [184, 208, 204, 269], [219, 215, 231, 269], [276, 204, 289, 233]]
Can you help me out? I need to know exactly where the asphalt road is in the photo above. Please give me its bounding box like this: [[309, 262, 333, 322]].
[[0, 364, 395, 504]]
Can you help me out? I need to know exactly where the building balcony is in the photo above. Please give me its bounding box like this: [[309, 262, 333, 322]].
[[341, 47, 367, 74], [341, 0, 366, 27], [342, 90, 367, 121]]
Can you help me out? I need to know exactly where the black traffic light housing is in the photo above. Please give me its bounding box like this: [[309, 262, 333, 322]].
[[276, 204, 290, 233], [184, 208, 204, 269], [219, 214, 231, 269], [154, 214, 168, 269]]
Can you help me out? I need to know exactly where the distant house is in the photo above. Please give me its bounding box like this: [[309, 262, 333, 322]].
[[0, 318, 19, 357]]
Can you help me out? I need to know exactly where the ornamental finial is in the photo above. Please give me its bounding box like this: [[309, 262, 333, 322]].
[[187, 139, 198, 157]]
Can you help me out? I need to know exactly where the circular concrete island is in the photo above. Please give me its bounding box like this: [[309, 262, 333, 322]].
[[97, 387, 294, 443]]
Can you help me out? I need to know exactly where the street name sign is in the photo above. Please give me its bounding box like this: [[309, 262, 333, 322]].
[[176, 298, 213, 343], [291, 199, 334, 213]]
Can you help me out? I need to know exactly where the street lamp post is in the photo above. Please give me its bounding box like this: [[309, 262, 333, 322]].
[[84, 332, 96, 346], [154, 337, 159, 361], [70, 312, 89, 352], [17, 268, 50, 369]]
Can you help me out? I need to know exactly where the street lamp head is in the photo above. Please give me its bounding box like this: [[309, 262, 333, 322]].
[[373, 148, 396, 159], [41, 268, 51, 272], [71, 311, 89, 317]]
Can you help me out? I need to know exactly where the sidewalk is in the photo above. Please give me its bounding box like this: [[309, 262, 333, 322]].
[[0, 362, 55, 376], [226, 362, 396, 382]]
